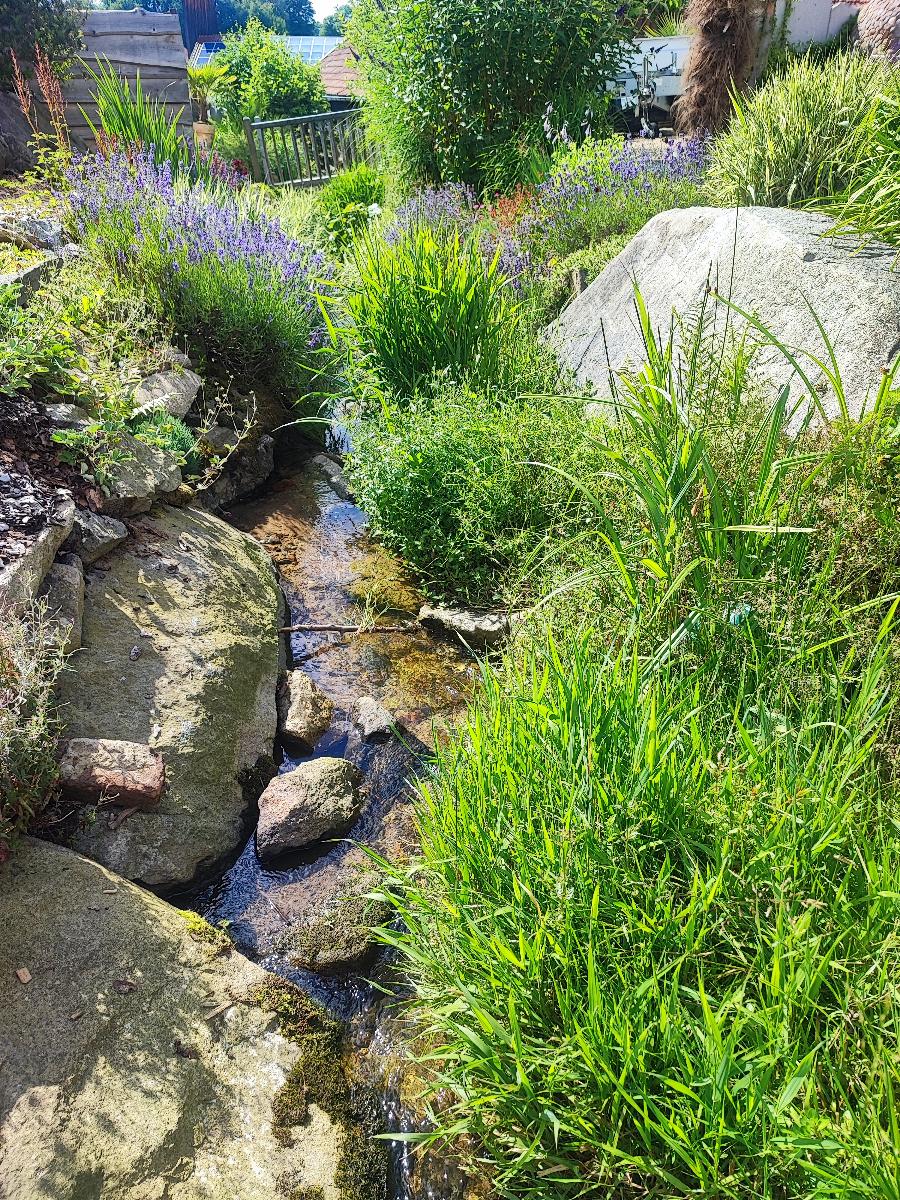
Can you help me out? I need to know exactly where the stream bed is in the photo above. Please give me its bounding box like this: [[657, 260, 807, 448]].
[[193, 441, 478, 1199]]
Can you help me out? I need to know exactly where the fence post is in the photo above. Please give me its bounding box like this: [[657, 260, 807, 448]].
[[242, 116, 264, 183]]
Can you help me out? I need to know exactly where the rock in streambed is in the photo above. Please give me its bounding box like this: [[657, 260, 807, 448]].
[[57, 504, 281, 893], [257, 757, 364, 862], [0, 838, 349, 1200]]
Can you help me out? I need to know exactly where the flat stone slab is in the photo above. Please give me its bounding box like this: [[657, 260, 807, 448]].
[[58, 737, 165, 809], [419, 603, 509, 649], [62, 508, 128, 565], [37, 556, 84, 654], [132, 367, 203, 419], [549, 206, 900, 425], [0, 498, 75, 610]]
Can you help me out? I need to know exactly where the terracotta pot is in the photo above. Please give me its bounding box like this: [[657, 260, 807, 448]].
[[193, 121, 215, 151]]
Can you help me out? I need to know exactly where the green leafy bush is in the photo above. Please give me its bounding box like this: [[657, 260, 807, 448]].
[[0, 0, 83, 88], [0, 606, 66, 860], [0, 283, 85, 401], [706, 50, 891, 207], [328, 222, 519, 400], [216, 17, 327, 125], [349, 0, 630, 187], [317, 164, 385, 249], [347, 380, 598, 601]]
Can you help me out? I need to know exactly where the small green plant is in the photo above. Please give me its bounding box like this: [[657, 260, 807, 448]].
[[187, 62, 231, 124], [318, 164, 385, 249], [326, 222, 519, 400], [0, 605, 66, 861], [706, 50, 891, 207]]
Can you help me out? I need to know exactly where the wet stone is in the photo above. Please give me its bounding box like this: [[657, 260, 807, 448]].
[[256, 758, 363, 862]]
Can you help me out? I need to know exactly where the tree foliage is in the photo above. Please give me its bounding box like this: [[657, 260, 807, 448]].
[[0, 0, 83, 88], [216, 16, 327, 123], [349, 0, 631, 187], [319, 3, 352, 36]]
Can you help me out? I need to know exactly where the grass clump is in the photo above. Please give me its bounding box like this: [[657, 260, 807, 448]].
[[329, 223, 518, 400], [381, 625, 900, 1197], [829, 79, 900, 247], [0, 606, 66, 861], [706, 50, 892, 207]]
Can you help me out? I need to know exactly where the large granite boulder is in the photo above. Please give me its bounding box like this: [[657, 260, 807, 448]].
[[549, 207, 900, 424], [57, 505, 281, 892], [0, 839, 345, 1200]]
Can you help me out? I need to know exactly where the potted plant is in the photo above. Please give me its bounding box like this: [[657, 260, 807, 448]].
[[188, 63, 229, 150]]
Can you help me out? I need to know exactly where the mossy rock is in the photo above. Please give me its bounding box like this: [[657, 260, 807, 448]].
[[57, 505, 281, 893]]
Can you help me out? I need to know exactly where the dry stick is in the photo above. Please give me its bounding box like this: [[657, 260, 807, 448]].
[[280, 622, 414, 635]]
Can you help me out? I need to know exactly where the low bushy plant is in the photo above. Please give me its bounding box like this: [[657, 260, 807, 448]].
[[65, 150, 331, 400], [347, 378, 598, 601], [0, 606, 66, 861], [317, 164, 385, 250], [706, 50, 891, 207]]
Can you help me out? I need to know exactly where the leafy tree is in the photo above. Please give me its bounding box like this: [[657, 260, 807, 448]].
[[349, 0, 632, 188], [0, 0, 83, 88], [216, 0, 286, 34], [274, 0, 317, 35], [216, 16, 326, 122], [319, 3, 352, 36]]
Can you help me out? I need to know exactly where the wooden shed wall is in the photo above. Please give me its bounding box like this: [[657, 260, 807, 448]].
[[60, 9, 191, 146]]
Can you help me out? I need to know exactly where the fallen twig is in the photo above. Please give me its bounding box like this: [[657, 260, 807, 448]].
[[280, 622, 414, 635]]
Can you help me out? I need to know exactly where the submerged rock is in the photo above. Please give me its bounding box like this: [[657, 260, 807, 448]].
[[351, 695, 396, 740], [549, 206, 900, 424], [62, 508, 128, 565], [418, 603, 509, 649], [277, 669, 334, 749], [279, 878, 393, 974], [257, 758, 363, 862], [0, 838, 346, 1200], [57, 505, 281, 892]]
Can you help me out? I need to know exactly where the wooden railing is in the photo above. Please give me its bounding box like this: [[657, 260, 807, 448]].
[[242, 109, 366, 188]]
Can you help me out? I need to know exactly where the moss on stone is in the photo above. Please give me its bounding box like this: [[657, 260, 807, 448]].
[[177, 909, 231, 953], [281, 893, 393, 974], [253, 978, 389, 1200]]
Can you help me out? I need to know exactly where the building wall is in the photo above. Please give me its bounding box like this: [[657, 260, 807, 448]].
[[60, 8, 190, 147]]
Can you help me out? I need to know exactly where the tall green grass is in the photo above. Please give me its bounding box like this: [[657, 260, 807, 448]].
[[706, 51, 891, 208], [323, 222, 519, 400], [829, 81, 900, 246], [83, 59, 188, 169], [369, 302, 900, 1197]]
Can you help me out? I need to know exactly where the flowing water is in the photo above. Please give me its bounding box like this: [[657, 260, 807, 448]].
[[193, 439, 479, 1199]]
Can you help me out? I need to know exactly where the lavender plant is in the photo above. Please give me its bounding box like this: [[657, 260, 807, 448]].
[[64, 150, 331, 400]]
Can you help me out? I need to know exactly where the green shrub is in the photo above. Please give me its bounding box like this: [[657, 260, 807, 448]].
[[217, 17, 328, 125], [706, 50, 891, 207], [329, 222, 519, 400], [533, 235, 629, 322], [0, 0, 83, 89], [317, 164, 385, 249], [347, 379, 599, 601], [0, 606, 66, 860], [0, 283, 85, 400], [349, 0, 631, 187]]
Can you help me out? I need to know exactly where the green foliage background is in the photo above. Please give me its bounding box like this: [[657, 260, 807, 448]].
[[0, 0, 83, 88], [348, 0, 631, 187]]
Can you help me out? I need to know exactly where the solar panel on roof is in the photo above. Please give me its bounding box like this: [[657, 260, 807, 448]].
[[189, 35, 342, 68]]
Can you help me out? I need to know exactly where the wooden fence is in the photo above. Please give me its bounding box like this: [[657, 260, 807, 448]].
[[60, 9, 191, 148], [242, 109, 366, 188]]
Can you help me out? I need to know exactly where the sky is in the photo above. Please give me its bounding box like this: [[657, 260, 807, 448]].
[[313, 0, 344, 19]]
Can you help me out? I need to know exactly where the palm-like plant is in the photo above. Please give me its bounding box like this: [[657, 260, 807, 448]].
[[187, 63, 230, 125]]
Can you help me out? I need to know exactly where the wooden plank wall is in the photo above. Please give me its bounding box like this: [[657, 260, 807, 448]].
[[60, 9, 191, 146]]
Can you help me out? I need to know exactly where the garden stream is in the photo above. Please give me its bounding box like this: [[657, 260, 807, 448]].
[[191, 439, 478, 1200]]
